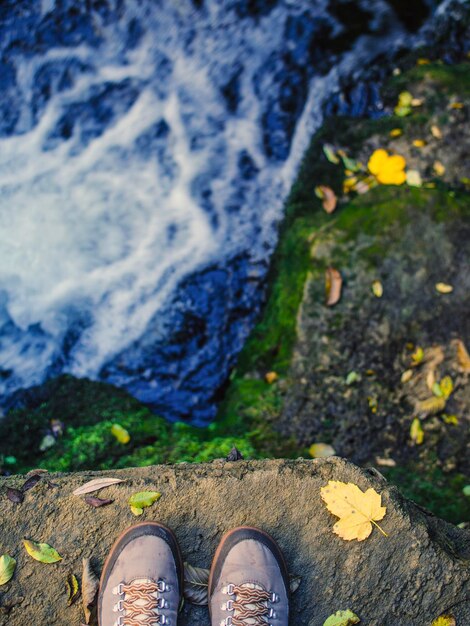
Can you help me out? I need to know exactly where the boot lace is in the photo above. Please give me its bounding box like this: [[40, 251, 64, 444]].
[[220, 583, 279, 625], [112, 579, 170, 625]]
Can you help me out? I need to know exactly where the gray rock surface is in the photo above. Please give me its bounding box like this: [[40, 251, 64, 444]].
[[0, 458, 469, 625]]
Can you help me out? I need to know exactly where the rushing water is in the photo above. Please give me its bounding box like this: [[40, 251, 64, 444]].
[[0, 0, 464, 424]]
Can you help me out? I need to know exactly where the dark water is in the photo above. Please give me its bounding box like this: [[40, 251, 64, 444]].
[[0, 0, 466, 424]]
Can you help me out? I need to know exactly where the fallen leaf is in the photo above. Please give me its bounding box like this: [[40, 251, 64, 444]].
[[439, 376, 453, 400], [323, 144, 340, 164], [449, 102, 464, 109], [426, 369, 436, 391], [309, 443, 336, 458], [406, 170, 422, 187], [394, 91, 412, 117], [389, 128, 403, 137], [431, 615, 456, 626], [111, 423, 130, 444], [82, 558, 99, 624], [433, 161, 446, 176], [412, 139, 426, 148], [315, 185, 337, 214], [23, 539, 62, 563], [265, 371, 278, 384], [184, 562, 209, 605], [371, 280, 383, 298], [337, 150, 360, 172], [345, 371, 361, 385], [226, 447, 244, 461], [442, 414, 458, 425], [432, 382, 444, 398], [6, 487, 24, 504], [66, 573, 80, 606], [84, 496, 114, 508], [73, 478, 125, 496], [325, 267, 342, 307], [368, 149, 406, 185], [367, 396, 378, 414], [26, 468, 48, 476], [289, 576, 302, 594], [411, 347, 424, 365], [463, 485, 470, 497], [375, 457, 396, 467], [417, 58, 430, 65], [320, 481, 387, 541], [430, 125, 442, 139], [411, 98, 423, 107], [0, 555, 16, 586], [39, 434, 56, 451], [323, 609, 361, 625], [455, 339, 470, 372], [435, 282, 453, 294], [410, 418, 424, 445], [22, 474, 42, 492], [401, 370, 413, 383], [128, 491, 161, 516], [414, 396, 446, 418]]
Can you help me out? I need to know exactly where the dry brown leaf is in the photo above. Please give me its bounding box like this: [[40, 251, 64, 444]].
[[319, 185, 337, 214], [325, 267, 342, 307], [73, 478, 125, 496], [184, 562, 209, 605], [414, 396, 446, 418], [82, 558, 99, 624], [455, 339, 470, 373]]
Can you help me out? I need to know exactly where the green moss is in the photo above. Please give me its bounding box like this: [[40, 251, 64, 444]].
[[382, 464, 470, 525]]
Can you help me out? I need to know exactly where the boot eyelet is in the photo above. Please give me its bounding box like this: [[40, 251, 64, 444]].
[[227, 583, 235, 596]]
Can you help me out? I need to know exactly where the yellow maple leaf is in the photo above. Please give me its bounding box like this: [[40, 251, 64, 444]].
[[431, 615, 456, 626], [321, 480, 387, 541], [368, 149, 406, 185]]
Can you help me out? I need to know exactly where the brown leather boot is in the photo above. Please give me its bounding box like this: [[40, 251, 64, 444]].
[[209, 526, 289, 626], [98, 522, 184, 626]]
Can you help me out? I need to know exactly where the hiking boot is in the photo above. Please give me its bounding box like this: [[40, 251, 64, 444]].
[[209, 526, 289, 626], [98, 522, 183, 626]]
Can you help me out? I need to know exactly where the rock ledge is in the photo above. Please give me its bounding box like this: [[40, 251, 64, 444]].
[[0, 458, 469, 625]]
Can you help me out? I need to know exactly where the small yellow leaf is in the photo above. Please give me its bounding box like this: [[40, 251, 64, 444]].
[[417, 58, 430, 65], [410, 418, 424, 445], [449, 102, 463, 109], [411, 98, 423, 107], [430, 125, 442, 139], [443, 414, 458, 425], [414, 396, 446, 418], [0, 555, 16, 586], [431, 615, 456, 626], [371, 280, 383, 298], [435, 282, 453, 294], [111, 423, 130, 444], [401, 369, 413, 383], [130, 506, 143, 516], [389, 128, 403, 137], [439, 376, 453, 400], [320, 481, 387, 541], [309, 443, 336, 458], [433, 160, 445, 176], [265, 371, 278, 384], [23, 539, 62, 563], [412, 139, 426, 148], [66, 573, 80, 606], [411, 347, 424, 365], [323, 144, 340, 164], [128, 491, 161, 516]]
